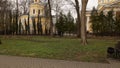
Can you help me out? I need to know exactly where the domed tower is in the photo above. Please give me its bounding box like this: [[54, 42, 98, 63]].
[[19, 0, 50, 35], [29, 0, 44, 17]]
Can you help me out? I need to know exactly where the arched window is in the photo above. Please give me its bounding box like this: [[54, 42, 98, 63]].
[[38, 9, 40, 14], [33, 9, 35, 14]]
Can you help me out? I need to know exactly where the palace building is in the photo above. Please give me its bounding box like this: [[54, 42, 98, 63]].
[[19, 0, 120, 34], [98, 0, 120, 16], [19, 0, 50, 34], [86, 0, 120, 33]]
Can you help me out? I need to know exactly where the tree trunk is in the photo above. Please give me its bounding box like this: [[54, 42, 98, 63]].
[[28, 14, 30, 35], [9, 10, 12, 35], [24, 19, 27, 35], [4, 12, 6, 35], [16, 0, 19, 35], [19, 19, 22, 35], [75, 0, 81, 38], [32, 18, 36, 35], [48, 0, 53, 36], [37, 12, 40, 35], [81, 0, 88, 45]]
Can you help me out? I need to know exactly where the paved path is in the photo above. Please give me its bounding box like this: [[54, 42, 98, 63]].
[[0, 55, 120, 68]]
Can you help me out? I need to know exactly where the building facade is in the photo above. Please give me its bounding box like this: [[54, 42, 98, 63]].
[[19, 0, 50, 34], [98, 0, 120, 16], [86, 0, 120, 33]]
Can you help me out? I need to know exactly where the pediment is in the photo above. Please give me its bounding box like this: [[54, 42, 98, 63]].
[[111, 1, 120, 5]]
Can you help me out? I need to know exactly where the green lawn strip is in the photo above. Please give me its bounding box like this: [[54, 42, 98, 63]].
[[0, 37, 117, 63]]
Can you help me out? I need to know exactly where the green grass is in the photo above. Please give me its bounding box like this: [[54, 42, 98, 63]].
[[0, 36, 118, 63]]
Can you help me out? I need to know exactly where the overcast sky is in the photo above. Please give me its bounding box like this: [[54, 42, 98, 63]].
[[61, 0, 98, 18], [87, 0, 98, 10], [11, 0, 98, 17], [12, 0, 98, 10]]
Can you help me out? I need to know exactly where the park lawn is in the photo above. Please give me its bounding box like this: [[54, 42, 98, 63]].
[[0, 36, 117, 63]]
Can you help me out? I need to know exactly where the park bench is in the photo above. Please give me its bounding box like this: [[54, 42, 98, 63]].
[[107, 41, 120, 59]]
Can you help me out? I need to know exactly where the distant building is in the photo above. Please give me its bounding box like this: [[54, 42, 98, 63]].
[[86, 0, 120, 33], [98, 0, 120, 16], [86, 11, 92, 33], [19, 0, 50, 34]]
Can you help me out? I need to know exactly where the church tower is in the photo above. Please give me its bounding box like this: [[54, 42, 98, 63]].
[[19, 0, 50, 35], [34, 0, 40, 3]]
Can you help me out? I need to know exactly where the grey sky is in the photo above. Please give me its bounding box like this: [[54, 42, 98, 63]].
[[87, 0, 98, 10], [11, 0, 98, 17], [12, 0, 98, 10], [64, 0, 98, 18]]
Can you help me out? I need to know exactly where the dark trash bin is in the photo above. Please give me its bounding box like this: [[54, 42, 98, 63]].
[[107, 41, 120, 59], [107, 47, 115, 58]]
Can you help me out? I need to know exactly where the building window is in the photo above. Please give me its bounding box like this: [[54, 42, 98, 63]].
[[38, 10, 40, 14], [33, 9, 35, 14]]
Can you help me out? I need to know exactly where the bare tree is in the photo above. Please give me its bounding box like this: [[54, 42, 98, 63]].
[[15, 0, 19, 35], [27, 13, 30, 35], [81, 0, 88, 45], [75, 0, 81, 37], [48, 0, 53, 36], [44, 3, 50, 35], [66, 0, 88, 45], [43, 0, 66, 35], [52, 0, 64, 19], [0, 0, 13, 35], [20, 0, 29, 14], [65, 0, 81, 37]]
